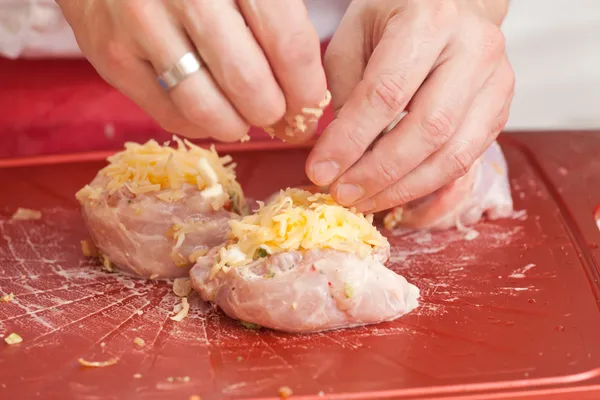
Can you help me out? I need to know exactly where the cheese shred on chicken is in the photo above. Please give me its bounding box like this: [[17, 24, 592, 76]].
[[212, 188, 387, 277], [75, 136, 243, 211]]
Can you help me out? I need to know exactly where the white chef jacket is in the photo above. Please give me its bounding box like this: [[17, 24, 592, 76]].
[[1, 0, 599, 130]]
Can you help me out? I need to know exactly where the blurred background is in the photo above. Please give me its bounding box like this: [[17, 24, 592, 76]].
[[0, 0, 599, 159]]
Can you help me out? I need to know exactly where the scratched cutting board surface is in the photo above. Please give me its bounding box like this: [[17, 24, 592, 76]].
[[0, 132, 600, 400]]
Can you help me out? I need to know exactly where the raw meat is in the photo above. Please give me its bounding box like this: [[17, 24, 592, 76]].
[[384, 141, 514, 230], [75, 138, 246, 279], [80, 177, 241, 278], [190, 244, 419, 333]]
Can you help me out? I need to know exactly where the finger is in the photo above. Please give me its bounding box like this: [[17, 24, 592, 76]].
[[89, 37, 207, 138], [306, 7, 449, 186], [238, 0, 327, 142], [329, 24, 506, 206], [176, 0, 286, 128], [125, 0, 249, 142], [354, 57, 515, 213], [322, 9, 365, 114]]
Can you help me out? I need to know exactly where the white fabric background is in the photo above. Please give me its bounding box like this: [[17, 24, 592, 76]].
[[1, 0, 598, 130]]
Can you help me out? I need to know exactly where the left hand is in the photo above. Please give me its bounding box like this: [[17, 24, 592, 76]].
[[306, 0, 514, 213]]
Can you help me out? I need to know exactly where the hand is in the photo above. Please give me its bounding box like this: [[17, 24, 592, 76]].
[[57, 0, 327, 142], [306, 0, 514, 212]]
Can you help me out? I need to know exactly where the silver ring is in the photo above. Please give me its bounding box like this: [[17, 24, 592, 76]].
[[158, 52, 203, 90]]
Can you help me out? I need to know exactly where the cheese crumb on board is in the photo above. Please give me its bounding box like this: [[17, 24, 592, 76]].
[[133, 373, 142, 379], [278, 386, 293, 399], [75, 136, 245, 212], [4, 333, 23, 345], [172, 278, 192, 297], [1, 293, 14, 303], [264, 90, 332, 138], [100, 254, 114, 272], [80, 240, 99, 257], [78, 357, 119, 368], [211, 188, 387, 278], [133, 337, 145, 347], [11, 208, 42, 221], [170, 297, 190, 322], [383, 207, 403, 230]]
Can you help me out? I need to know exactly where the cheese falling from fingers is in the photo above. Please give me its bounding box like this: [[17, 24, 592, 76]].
[[75, 136, 244, 211], [211, 188, 388, 277]]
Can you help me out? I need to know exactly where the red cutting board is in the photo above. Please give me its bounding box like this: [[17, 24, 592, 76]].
[[0, 132, 599, 400]]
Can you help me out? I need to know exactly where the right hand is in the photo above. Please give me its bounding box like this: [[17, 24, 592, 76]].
[[57, 0, 327, 142]]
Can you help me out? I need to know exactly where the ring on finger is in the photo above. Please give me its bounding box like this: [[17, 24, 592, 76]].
[[158, 51, 203, 90]]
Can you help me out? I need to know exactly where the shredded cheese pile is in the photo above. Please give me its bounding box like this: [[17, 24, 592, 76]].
[[263, 90, 332, 138], [76, 136, 244, 212], [211, 188, 387, 277]]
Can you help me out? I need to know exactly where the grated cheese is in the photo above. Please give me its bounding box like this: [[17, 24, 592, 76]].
[[211, 188, 387, 278], [4, 333, 22, 345], [170, 297, 190, 322], [75, 136, 244, 212], [78, 357, 119, 368], [384, 207, 404, 230], [80, 240, 99, 257], [100, 254, 114, 272], [278, 386, 293, 399], [172, 278, 192, 297], [264, 90, 332, 138], [1, 293, 14, 303], [11, 208, 42, 221]]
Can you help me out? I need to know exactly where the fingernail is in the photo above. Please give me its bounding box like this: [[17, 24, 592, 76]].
[[335, 184, 364, 205], [355, 198, 376, 213], [310, 160, 340, 186]]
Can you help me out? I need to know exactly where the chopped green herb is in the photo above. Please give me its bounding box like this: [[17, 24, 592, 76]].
[[344, 283, 354, 299], [230, 192, 248, 216], [254, 248, 268, 260], [264, 271, 275, 279], [240, 321, 262, 330]]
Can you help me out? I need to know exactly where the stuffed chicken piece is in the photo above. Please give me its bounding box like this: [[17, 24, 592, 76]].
[[384, 141, 514, 231], [76, 137, 246, 279], [190, 188, 419, 333]]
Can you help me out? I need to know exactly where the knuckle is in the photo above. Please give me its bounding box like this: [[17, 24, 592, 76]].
[[447, 146, 475, 179], [367, 72, 409, 116], [330, 120, 371, 157], [479, 24, 506, 60], [181, 101, 219, 127], [225, 64, 269, 97], [120, 0, 151, 26], [275, 30, 318, 67], [390, 181, 414, 206], [345, 131, 371, 157], [419, 109, 456, 150], [103, 40, 133, 71], [376, 160, 403, 184], [428, 0, 459, 25]]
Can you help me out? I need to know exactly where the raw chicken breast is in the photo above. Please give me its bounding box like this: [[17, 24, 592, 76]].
[[76, 138, 246, 278], [190, 245, 419, 333], [384, 141, 514, 230], [80, 179, 240, 278], [189, 188, 419, 333]]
